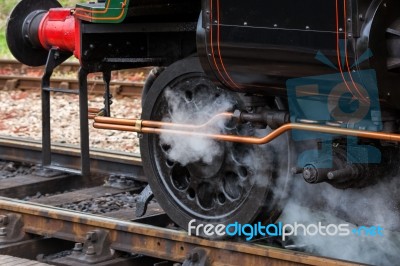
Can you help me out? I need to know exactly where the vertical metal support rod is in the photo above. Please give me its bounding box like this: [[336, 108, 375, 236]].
[[79, 68, 91, 176], [103, 71, 112, 117], [41, 48, 70, 167], [41, 53, 54, 167]]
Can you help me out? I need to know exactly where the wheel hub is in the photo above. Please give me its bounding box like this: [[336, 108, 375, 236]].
[[186, 145, 225, 179]]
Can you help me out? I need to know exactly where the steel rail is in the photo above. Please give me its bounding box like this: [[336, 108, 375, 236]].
[[0, 59, 151, 79], [0, 59, 81, 71], [0, 75, 144, 97], [0, 135, 145, 181], [0, 197, 362, 266]]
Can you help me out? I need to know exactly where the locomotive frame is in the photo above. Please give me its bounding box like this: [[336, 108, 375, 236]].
[[5, 0, 400, 236]]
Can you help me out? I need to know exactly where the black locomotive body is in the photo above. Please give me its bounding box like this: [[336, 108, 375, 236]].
[[200, 0, 400, 104], [6, 0, 400, 236]]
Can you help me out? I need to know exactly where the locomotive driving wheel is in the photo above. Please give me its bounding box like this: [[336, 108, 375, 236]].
[[140, 57, 292, 238]]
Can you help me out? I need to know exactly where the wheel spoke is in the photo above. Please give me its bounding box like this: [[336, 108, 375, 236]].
[[170, 164, 191, 191], [222, 171, 242, 201], [238, 166, 249, 180], [196, 182, 215, 210], [140, 57, 291, 237]]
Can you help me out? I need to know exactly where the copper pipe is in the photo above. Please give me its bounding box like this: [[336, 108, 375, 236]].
[[88, 107, 102, 120], [94, 112, 233, 130], [139, 127, 283, 144], [93, 121, 400, 145], [89, 107, 101, 113]]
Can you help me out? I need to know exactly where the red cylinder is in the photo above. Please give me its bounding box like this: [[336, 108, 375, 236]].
[[37, 8, 78, 58]]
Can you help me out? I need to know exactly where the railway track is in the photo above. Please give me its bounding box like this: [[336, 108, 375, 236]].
[[0, 60, 367, 265], [0, 197, 362, 266], [0, 59, 148, 97], [0, 135, 145, 184], [0, 59, 82, 74], [0, 136, 365, 265]]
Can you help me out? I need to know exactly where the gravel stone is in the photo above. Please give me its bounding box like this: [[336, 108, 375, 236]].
[[57, 192, 141, 214], [0, 90, 142, 153], [0, 160, 34, 178]]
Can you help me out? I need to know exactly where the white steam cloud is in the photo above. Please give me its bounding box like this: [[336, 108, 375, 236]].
[[279, 172, 400, 265], [160, 88, 235, 166], [160, 88, 400, 265]]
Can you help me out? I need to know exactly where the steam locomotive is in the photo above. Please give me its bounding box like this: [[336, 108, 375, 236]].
[[6, 0, 400, 236]]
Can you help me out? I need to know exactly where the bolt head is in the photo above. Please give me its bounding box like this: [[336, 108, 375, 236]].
[[73, 243, 83, 251], [327, 172, 335, 180], [0, 227, 7, 236], [303, 169, 311, 179], [0, 215, 9, 225], [86, 245, 96, 256], [86, 231, 98, 242]]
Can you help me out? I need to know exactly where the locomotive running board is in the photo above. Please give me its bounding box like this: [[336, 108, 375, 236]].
[[92, 114, 400, 144]]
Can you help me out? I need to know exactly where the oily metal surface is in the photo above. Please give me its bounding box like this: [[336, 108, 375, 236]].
[[0, 197, 363, 266]]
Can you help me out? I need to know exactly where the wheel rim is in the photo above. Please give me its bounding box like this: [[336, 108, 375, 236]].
[[152, 75, 254, 217], [141, 57, 292, 234]]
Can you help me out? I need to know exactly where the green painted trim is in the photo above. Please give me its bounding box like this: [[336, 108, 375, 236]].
[[75, 0, 130, 23]]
